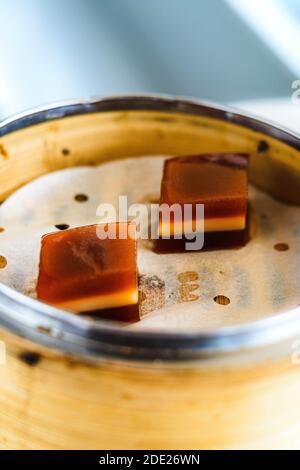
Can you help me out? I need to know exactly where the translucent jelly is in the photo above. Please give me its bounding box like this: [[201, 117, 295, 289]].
[[37, 222, 138, 318], [157, 154, 249, 251]]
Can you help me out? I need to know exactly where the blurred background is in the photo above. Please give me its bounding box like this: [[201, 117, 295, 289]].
[[0, 0, 299, 127]]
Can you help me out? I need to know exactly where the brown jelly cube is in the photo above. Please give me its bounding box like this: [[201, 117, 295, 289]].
[[158, 154, 249, 249], [37, 222, 138, 315]]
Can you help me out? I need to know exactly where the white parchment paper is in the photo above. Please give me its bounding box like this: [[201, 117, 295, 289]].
[[0, 156, 299, 332]]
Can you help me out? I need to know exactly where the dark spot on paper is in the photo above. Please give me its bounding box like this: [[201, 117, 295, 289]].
[[214, 295, 230, 305], [274, 242, 289, 252], [55, 224, 70, 230], [0, 227, 5, 233], [19, 351, 41, 366], [0, 255, 7, 269], [257, 140, 269, 153], [74, 193, 89, 202], [62, 148, 70, 156]]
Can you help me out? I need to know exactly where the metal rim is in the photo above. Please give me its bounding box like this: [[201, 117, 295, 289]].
[[1, 93, 300, 362]]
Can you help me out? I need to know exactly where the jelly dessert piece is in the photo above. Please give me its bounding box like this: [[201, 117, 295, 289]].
[[37, 222, 139, 318], [157, 154, 249, 251], [82, 304, 140, 323]]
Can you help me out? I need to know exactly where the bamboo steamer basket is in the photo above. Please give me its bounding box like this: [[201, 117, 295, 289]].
[[0, 95, 300, 450]]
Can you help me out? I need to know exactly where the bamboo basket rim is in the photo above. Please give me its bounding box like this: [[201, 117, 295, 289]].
[[1, 93, 300, 363]]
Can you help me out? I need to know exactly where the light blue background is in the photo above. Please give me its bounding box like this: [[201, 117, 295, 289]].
[[0, 0, 297, 118]]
